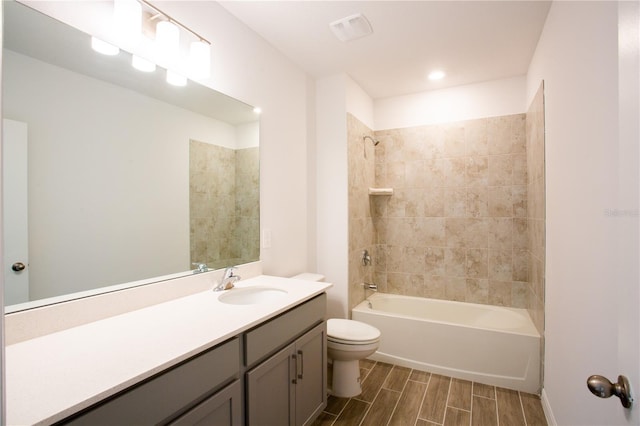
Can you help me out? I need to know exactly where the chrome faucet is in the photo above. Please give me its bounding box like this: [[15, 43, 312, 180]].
[[192, 262, 208, 274], [213, 267, 240, 291]]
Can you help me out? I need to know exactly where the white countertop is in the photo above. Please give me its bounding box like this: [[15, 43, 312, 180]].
[[5, 275, 331, 425]]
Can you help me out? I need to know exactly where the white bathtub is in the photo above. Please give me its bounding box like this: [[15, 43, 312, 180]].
[[352, 292, 541, 393]]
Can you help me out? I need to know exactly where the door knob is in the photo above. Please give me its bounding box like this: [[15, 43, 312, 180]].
[[587, 374, 634, 408], [11, 262, 26, 272]]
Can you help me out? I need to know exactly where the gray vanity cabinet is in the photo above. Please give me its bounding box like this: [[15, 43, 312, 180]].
[[56, 293, 327, 426], [60, 338, 241, 426], [246, 322, 326, 426]]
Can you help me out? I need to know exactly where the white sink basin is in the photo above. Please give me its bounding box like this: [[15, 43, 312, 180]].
[[218, 286, 288, 305]]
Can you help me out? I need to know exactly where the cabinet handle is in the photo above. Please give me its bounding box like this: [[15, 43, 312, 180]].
[[297, 350, 304, 380], [291, 354, 297, 384]]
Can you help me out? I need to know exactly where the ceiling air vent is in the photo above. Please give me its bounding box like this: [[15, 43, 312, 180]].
[[329, 13, 373, 42]]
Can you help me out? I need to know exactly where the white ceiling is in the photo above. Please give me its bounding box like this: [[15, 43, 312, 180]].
[[218, 1, 552, 99]]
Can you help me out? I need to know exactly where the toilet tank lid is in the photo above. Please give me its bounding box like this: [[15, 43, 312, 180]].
[[327, 319, 380, 341], [291, 273, 325, 282]]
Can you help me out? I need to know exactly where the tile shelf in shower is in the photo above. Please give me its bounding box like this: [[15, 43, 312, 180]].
[[368, 188, 394, 196]]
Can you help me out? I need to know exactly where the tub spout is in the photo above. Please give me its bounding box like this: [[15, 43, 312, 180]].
[[363, 282, 377, 291]]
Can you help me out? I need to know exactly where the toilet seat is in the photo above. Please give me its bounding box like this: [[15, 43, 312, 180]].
[[327, 319, 380, 345], [328, 336, 379, 345]]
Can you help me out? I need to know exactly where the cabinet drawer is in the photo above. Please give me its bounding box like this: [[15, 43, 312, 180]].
[[245, 294, 326, 367], [169, 380, 242, 426], [62, 338, 240, 425]]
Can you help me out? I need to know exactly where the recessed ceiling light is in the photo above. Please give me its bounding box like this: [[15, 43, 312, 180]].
[[428, 70, 446, 81]]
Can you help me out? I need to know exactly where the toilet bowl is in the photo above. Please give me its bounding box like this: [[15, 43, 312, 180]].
[[291, 273, 382, 397], [327, 318, 380, 397]]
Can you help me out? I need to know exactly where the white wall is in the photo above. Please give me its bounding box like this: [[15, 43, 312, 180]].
[[19, 1, 311, 278], [316, 75, 349, 318], [375, 75, 526, 130], [346, 76, 375, 130], [315, 74, 374, 318], [236, 121, 260, 149], [526, 2, 628, 424]]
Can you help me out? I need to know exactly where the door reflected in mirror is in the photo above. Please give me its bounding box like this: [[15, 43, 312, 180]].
[[2, 1, 260, 310]]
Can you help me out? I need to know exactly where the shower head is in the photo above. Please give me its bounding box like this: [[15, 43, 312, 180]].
[[363, 135, 380, 146]]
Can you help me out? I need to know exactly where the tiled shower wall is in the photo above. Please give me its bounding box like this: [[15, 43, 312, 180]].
[[190, 140, 259, 270], [347, 112, 536, 312], [526, 84, 545, 335], [371, 114, 529, 309], [347, 115, 378, 310]]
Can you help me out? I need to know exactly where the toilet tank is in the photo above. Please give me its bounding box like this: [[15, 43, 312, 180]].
[[291, 273, 325, 282]]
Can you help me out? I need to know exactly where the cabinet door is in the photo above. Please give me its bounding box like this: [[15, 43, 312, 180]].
[[294, 323, 327, 426], [246, 343, 296, 426], [169, 380, 242, 426]]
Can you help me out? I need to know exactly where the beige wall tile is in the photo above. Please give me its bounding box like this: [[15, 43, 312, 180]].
[[466, 248, 488, 279], [347, 111, 542, 312]]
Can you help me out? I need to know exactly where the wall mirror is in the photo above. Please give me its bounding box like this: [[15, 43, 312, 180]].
[[2, 0, 260, 312]]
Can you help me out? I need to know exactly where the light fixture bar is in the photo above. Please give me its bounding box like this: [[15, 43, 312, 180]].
[[138, 0, 211, 45]]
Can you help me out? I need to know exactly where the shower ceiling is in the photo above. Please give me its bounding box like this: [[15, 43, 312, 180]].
[[218, 1, 552, 99]]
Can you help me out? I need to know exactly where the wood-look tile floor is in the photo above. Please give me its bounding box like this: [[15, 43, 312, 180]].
[[312, 359, 547, 426]]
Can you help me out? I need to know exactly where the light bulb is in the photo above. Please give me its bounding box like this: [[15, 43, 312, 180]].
[[132, 55, 156, 72], [188, 40, 210, 79], [156, 20, 180, 66], [166, 70, 187, 86], [91, 37, 120, 55]]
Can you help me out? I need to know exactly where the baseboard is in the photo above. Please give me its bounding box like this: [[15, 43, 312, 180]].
[[541, 388, 557, 426]]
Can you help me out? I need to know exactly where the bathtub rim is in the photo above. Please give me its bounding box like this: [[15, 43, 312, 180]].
[[352, 292, 540, 338]]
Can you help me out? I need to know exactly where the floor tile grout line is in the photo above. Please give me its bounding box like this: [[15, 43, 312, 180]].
[[357, 361, 394, 426], [356, 399, 374, 426], [518, 391, 529, 426], [384, 367, 413, 426], [441, 376, 453, 425], [415, 371, 432, 425], [469, 382, 474, 426], [495, 389, 500, 426], [326, 395, 345, 426], [473, 393, 496, 401]]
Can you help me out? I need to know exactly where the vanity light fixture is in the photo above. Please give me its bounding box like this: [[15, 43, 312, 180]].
[[91, 0, 213, 86], [91, 36, 120, 55]]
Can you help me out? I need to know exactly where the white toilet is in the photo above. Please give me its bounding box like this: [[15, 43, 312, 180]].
[[326, 318, 381, 397], [291, 273, 381, 398]]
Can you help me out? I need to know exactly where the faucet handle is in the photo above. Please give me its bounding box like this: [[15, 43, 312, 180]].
[[192, 262, 208, 273], [223, 266, 238, 278]]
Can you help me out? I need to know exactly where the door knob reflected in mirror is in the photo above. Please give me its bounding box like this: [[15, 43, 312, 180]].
[[11, 262, 26, 272], [587, 374, 634, 408]]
